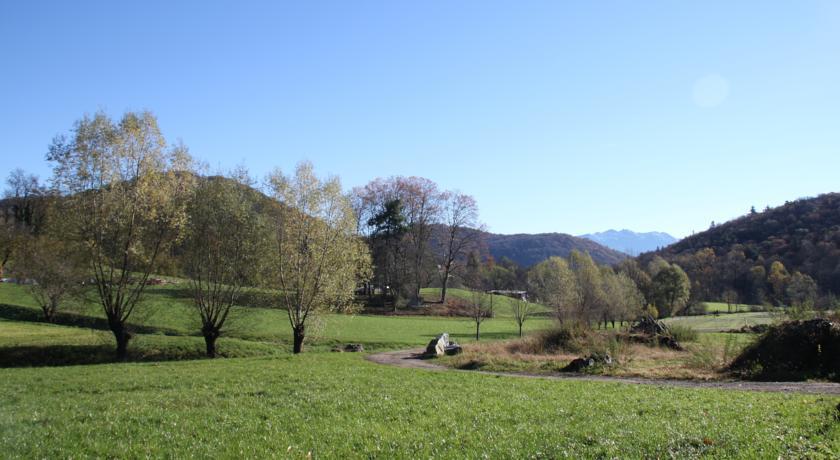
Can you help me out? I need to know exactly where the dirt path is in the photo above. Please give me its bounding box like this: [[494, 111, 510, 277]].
[[366, 349, 840, 396]]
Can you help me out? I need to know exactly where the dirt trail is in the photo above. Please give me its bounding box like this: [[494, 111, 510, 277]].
[[366, 349, 840, 395]]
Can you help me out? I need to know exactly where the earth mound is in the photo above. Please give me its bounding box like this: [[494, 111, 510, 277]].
[[729, 319, 840, 381]]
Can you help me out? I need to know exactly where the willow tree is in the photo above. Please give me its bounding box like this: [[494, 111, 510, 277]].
[[48, 111, 192, 359], [183, 173, 271, 357], [268, 162, 371, 354]]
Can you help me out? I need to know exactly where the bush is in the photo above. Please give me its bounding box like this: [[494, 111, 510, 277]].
[[681, 302, 707, 316], [668, 325, 698, 342], [511, 322, 593, 354]]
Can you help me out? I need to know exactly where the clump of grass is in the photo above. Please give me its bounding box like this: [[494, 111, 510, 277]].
[[510, 321, 593, 354]]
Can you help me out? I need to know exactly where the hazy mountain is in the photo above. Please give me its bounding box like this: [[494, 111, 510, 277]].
[[580, 229, 677, 256], [482, 232, 628, 267]]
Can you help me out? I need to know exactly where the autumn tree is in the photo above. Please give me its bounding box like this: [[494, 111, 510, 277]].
[[183, 173, 271, 357], [268, 162, 371, 353], [435, 191, 481, 303], [767, 261, 790, 306], [569, 250, 606, 324], [15, 235, 85, 322], [47, 111, 193, 359], [527, 256, 577, 322], [786, 271, 817, 308], [651, 264, 691, 317]]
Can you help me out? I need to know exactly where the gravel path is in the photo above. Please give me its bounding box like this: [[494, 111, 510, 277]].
[[366, 349, 840, 395]]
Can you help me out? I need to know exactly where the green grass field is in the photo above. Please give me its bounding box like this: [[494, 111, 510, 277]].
[[1, 351, 838, 458], [663, 312, 775, 332], [1, 283, 838, 458]]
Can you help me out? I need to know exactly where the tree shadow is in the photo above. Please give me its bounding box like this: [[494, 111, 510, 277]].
[[0, 303, 182, 336], [0, 344, 217, 368], [447, 331, 517, 341]]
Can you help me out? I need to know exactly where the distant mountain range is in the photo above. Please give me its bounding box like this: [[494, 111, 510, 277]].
[[580, 229, 677, 256], [482, 231, 628, 267]]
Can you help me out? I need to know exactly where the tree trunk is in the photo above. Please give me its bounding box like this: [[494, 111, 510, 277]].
[[440, 280, 448, 304], [292, 325, 305, 354], [109, 321, 130, 361], [518, 323, 523, 338], [203, 331, 219, 358], [475, 322, 480, 341]]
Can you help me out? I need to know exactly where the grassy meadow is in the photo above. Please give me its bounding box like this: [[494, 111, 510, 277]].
[[1, 283, 838, 458]]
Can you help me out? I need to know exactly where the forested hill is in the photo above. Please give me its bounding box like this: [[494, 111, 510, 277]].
[[643, 192, 840, 298], [483, 232, 628, 267]]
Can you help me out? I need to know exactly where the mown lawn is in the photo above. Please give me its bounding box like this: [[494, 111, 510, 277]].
[[1, 352, 838, 458]]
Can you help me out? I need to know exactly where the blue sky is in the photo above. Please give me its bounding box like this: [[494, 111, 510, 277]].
[[2, 1, 839, 237]]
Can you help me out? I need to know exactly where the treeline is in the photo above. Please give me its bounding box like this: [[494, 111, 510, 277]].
[[1, 111, 370, 358], [643, 194, 840, 309]]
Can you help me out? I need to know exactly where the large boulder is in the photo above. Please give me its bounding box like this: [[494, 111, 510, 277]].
[[425, 333, 454, 357]]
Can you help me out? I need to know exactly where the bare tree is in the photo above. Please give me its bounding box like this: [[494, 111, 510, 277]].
[[722, 289, 739, 313], [268, 162, 371, 353], [511, 297, 533, 337], [468, 289, 494, 340], [183, 173, 270, 357], [47, 111, 193, 359], [436, 191, 482, 303]]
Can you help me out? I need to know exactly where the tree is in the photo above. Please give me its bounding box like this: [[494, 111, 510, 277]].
[[435, 191, 481, 303], [15, 235, 84, 322], [527, 256, 577, 322], [183, 174, 271, 357], [1, 169, 46, 279], [786, 271, 817, 308], [722, 289, 739, 313], [467, 289, 494, 340], [511, 297, 533, 337], [268, 162, 371, 354], [651, 264, 691, 317], [353, 176, 443, 305], [47, 111, 193, 360], [767, 261, 790, 306], [366, 198, 407, 307], [569, 251, 606, 324]]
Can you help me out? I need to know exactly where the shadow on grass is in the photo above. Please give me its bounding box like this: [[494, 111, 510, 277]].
[[0, 303, 182, 336], [448, 331, 519, 341], [0, 344, 205, 368]]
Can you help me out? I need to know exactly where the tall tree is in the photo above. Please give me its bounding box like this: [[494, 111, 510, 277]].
[[651, 264, 691, 317], [268, 162, 371, 354], [367, 198, 407, 307], [569, 250, 606, 324], [527, 256, 577, 322], [435, 191, 481, 303], [183, 173, 271, 357], [47, 111, 193, 359]]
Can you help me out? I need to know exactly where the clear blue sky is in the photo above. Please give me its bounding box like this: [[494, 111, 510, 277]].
[[2, 1, 839, 238]]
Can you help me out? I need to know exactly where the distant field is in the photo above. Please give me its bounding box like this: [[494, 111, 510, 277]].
[[702, 302, 756, 313], [663, 312, 776, 332], [419, 287, 552, 318]]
